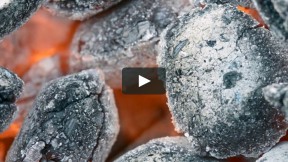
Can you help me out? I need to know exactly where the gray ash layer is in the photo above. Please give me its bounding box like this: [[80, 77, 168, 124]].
[[200, 0, 254, 7], [0, 67, 23, 103], [0, 67, 23, 132], [6, 69, 119, 162], [253, 0, 288, 40], [263, 83, 288, 120], [158, 4, 288, 159], [256, 142, 288, 162], [69, 0, 193, 88], [115, 137, 222, 162], [0, 0, 43, 40], [45, 0, 122, 20]]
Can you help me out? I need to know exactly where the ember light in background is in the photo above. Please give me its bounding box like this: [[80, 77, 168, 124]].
[[0, 0, 288, 162]]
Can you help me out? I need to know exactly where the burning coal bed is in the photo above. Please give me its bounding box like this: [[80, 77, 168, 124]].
[[0, 0, 288, 162]]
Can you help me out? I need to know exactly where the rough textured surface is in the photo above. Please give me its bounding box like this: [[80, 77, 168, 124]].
[[256, 142, 288, 162], [45, 0, 122, 20], [6, 69, 119, 162], [263, 83, 288, 120], [0, 0, 43, 40], [0, 67, 23, 132], [158, 4, 288, 159], [253, 0, 288, 40], [200, 0, 254, 7], [115, 137, 222, 162], [69, 0, 194, 88]]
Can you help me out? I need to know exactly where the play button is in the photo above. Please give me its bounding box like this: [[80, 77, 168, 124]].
[[138, 75, 151, 87], [122, 68, 166, 94]]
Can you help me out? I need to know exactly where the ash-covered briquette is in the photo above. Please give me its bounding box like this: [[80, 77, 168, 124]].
[[69, 0, 193, 88], [258, 142, 288, 162], [199, 0, 253, 7], [44, 0, 122, 21], [0, 67, 23, 132], [253, 0, 288, 40], [6, 69, 119, 162], [263, 83, 288, 120], [0, 67, 23, 103], [115, 137, 222, 162], [158, 4, 288, 159], [0, 0, 43, 40], [256, 142, 288, 162]]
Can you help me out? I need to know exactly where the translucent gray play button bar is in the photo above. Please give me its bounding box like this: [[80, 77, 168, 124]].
[[122, 68, 166, 95]]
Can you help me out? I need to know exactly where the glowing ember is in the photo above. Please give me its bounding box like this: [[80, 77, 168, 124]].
[[0, 122, 21, 161], [0, 8, 79, 161], [0, 9, 79, 76], [109, 90, 179, 160], [237, 5, 268, 28], [0, 2, 287, 162]]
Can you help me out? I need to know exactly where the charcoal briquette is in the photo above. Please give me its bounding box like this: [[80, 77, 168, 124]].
[[69, 0, 194, 88], [6, 69, 119, 162], [44, 0, 123, 20], [263, 83, 288, 120], [0, 67, 23, 103], [0, 67, 23, 132], [256, 142, 288, 162], [253, 0, 288, 40], [158, 4, 288, 158], [115, 137, 222, 162], [0, 0, 43, 40]]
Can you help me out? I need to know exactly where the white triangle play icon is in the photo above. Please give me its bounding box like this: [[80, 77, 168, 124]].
[[138, 75, 151, 87]]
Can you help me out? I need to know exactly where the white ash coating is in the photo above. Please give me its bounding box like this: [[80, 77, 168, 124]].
[[0, 67, 23, 132], [0, 0, 43, 40], [44, 0, 122, 21], [253, 0, 288, 41], [263, 83, 288, 120], [158, 4, 288, 159], [256, 142, 288, 162], [69, 0, 194, 88], [6, 69, 119, 162], [0, 0, 12, 9], [115, 137, 222, 162]]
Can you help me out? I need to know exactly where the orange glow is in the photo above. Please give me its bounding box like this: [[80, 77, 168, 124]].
[[0, 5, 278, 162], [0, 8, 79, 161], [0, 122, 21, 161], [4, 9, 80, 76], [113, 89, 178, 142], [108, 90, 179, 160], [237, 6, 268, 29]]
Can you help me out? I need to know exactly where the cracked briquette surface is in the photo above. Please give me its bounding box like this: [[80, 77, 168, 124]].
[[0, 0, 43, 40], [158, 4, 288, 159], [263, 83, 288, 121], [44, 0, 122, 20], [0, 67, 23, 132], [115, 137, 222, 162], [200, 0, 254, 7], [256, 142, 288, 162], [69, 0, 193, 88], [6, 69, 119, 162], [253, 0, 288, 41]]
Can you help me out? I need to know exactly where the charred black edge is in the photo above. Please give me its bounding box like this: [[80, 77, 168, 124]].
[[253, 0, 288, 40], [0, 0, 44, 40], [0, 66, 24, 103]]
